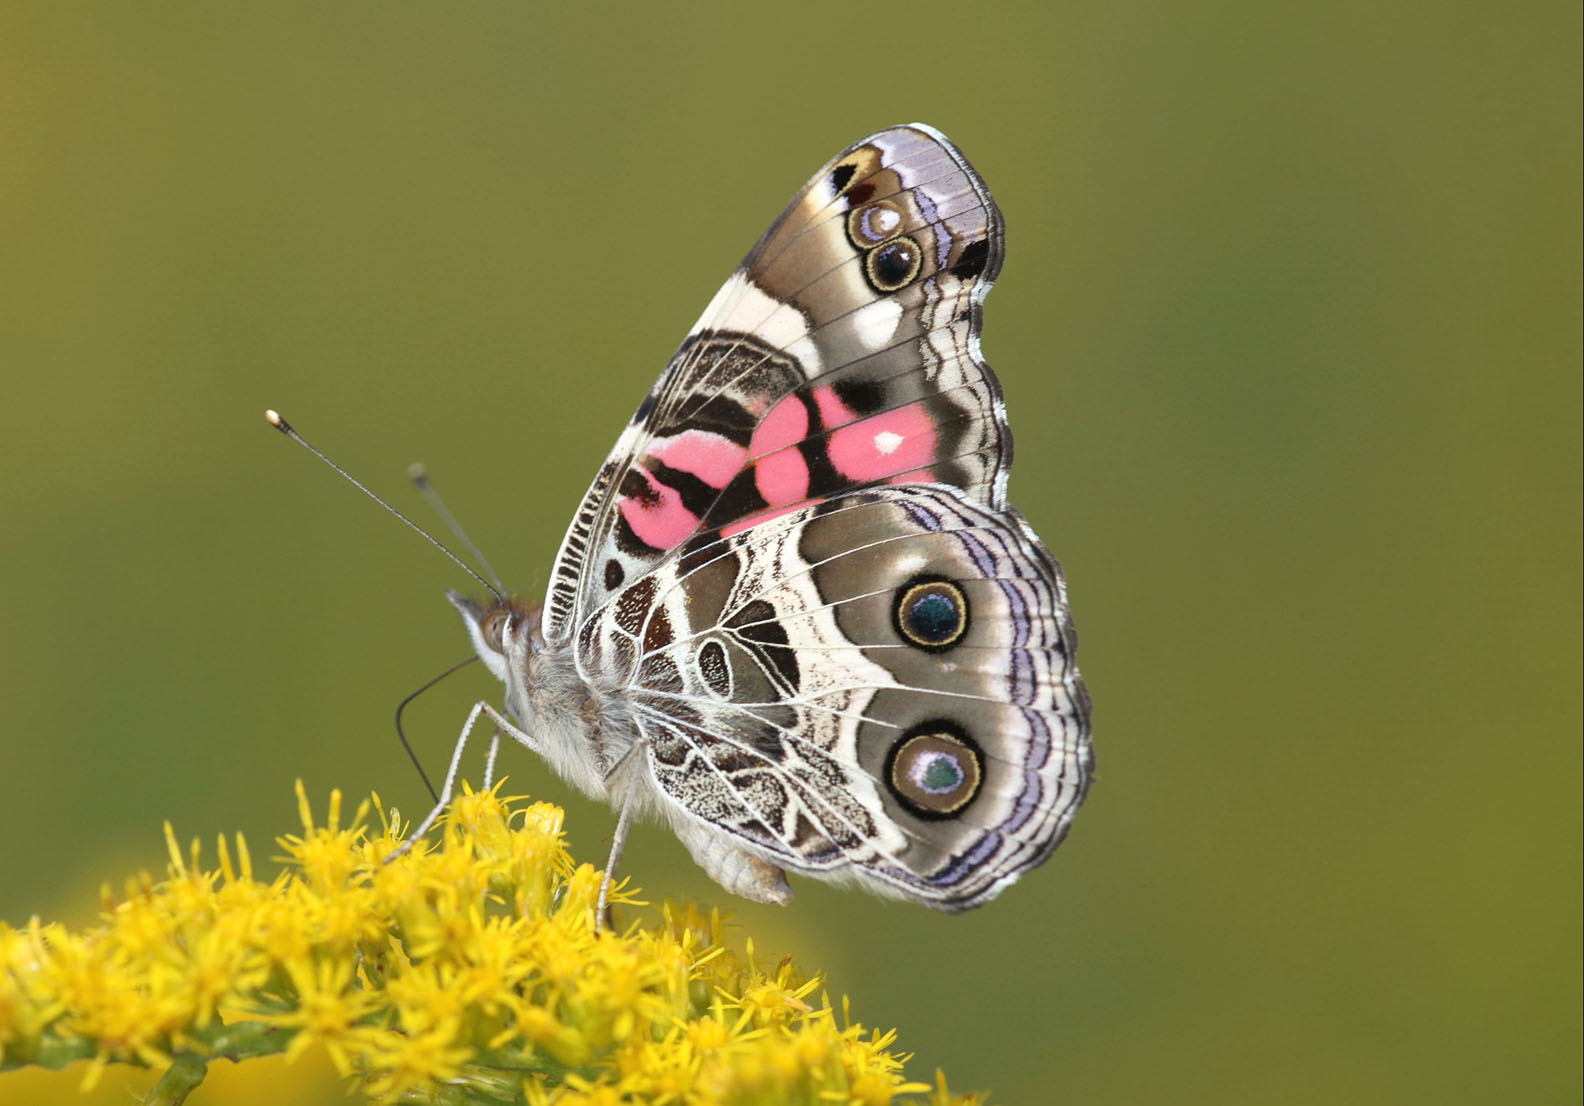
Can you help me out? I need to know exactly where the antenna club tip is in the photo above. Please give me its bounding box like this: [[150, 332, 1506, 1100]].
[[408, 462, 430, 485], [265, 409, 289, 430]]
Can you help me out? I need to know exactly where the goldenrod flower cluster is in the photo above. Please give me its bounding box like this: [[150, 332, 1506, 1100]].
[[0, 783, 981, 1106]]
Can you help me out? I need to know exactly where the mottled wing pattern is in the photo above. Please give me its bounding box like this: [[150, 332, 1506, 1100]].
[[577, 486, 1091, 909], [544, 124, 1008, 644]]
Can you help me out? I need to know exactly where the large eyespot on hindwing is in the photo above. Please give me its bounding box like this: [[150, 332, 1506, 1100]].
[[893, 575, 970, 652], [864, 235, 923, 293], [885, 722, 984, 819]]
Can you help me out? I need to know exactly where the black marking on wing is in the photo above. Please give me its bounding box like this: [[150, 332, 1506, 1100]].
[[698, 639, 732, 697], [724, 598, 800, 692], [643, 603, 675, 653], [701, 470, 772, 529], [646, 459, 721, 519], [951, 237, 991, 281], [831, 375, 886, 415], [613, 575, 657, 637]]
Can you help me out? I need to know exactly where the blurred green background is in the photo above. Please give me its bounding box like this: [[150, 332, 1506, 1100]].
[[1, 3, 1578, 1104]]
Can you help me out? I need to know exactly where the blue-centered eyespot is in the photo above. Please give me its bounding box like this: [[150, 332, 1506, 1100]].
[[894, 577, 968, 651], [885, 725, 983, 818]]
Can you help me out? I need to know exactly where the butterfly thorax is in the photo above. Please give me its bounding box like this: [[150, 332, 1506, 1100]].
[[447, 590, 637, 801]]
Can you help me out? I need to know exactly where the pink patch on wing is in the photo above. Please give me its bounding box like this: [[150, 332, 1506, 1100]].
[[646, 430, 747, 489], [749, 394, 811, 507], [811, 386, 939, 483], [811, 385, 858, 428], [618, 468, 700, 551], [721, 502, 813, 538]]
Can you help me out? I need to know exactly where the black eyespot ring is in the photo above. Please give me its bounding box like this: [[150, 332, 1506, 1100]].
[[864, 235, 923, 293], [884, 722, 984, 819], [893, 576, 969, 652]]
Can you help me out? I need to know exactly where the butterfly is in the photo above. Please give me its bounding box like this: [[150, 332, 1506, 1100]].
[[417, 124, 1092, 915]]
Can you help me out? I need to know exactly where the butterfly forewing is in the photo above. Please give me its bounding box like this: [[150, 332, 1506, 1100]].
[[544, 124, 1010, 643]]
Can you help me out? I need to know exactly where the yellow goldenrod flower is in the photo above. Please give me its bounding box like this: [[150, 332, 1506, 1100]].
[[0, 782, 985, 1105]]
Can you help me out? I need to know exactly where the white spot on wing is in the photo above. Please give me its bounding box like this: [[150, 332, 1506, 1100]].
[[688, 272, 822, 375], [691, 272, 752, 335], [874, 430, 904, 454], [852, 297, 903, 351]]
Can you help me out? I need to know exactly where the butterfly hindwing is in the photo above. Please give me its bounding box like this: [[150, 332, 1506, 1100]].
[[544, 124, 1010, 643], [575, 485, 1090, 908]]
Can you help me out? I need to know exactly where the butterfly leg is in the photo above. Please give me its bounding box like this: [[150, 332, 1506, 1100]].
[[481, 728, 503, 788], [385, 699, 527, 862], [591, 741, 650, 934], [595, 791, 637, 935]]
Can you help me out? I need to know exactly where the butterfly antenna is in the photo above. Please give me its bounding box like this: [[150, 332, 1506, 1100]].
[[394, 654, 479, 803], [407, 463, 506, 595], [265, 410, 503, 600]]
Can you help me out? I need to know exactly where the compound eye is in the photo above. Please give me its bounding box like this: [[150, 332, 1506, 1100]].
[[481, 610, 509, 653]]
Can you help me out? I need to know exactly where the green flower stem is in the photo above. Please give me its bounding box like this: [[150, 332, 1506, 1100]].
[[144, 1052, 208, 1106], [189, 1020, 288, 1062], [22, 1034, 98, 1071]]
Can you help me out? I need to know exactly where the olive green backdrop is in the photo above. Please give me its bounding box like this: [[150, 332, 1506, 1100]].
[[1, 4, 1578, 1104]]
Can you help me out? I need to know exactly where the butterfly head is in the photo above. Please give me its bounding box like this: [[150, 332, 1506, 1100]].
[[447, 590, 543, 683]]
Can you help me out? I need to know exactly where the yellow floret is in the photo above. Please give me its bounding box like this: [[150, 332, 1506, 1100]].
[[0, 782, 982, 1106]]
